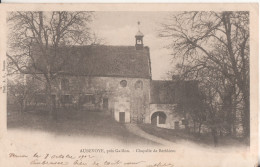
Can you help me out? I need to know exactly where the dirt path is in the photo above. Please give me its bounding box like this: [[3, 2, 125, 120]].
[[125, 124, 176, 146]]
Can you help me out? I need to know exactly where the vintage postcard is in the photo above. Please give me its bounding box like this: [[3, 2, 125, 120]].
[[0, 3, 258, 167]]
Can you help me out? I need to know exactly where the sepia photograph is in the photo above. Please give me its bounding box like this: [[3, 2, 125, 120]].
[[0, 3, 258, 167]]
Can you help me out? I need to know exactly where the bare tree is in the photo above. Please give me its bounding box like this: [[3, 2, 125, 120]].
[[7, 11, 94, 120], [159, 11, 249, 139], [8, 75, 40, 114]]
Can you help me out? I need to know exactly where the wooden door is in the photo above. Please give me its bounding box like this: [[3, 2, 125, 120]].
[[119, 112, 125, 123], [151, 113, 157, 125]]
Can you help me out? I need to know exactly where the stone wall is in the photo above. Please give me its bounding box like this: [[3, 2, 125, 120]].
[[149, 104, 185, 129], [30, 75, 151, 123]]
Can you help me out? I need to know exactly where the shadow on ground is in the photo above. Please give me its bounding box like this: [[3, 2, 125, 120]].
[[7, 109, 158, 146], [138, 124, 248, 148], [7, 107, 247, 148]]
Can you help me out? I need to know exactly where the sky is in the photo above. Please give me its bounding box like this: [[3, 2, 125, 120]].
[[91, 12, 174, 80]]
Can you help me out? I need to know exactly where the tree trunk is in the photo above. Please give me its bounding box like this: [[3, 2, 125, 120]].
[[223, 12, 249, 139], [19, 102, 24, 114], [211, 127, 218, 147], [193, 122, 196, 133], [198, 122, 202, 135], [22, 98, 27, 113], [227, 109, 233, 136], [223, 87, 233, 136], [242, 95, 250, 141], [232, 101, 237, 137], [46, 82, 56, 120]]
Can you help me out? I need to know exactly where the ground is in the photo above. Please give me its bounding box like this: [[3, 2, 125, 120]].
[[138, 124, 246, 147], [5, 107, 253, 167], [7, 106, 247, 147], [7, 107, 157, 146]]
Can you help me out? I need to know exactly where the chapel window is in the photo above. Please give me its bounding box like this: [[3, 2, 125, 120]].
[[120, 80, 127, 87], [135, 80, 143, 90]]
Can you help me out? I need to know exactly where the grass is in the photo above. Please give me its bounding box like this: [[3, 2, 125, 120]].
[[7, 107, 157, 145], [7, 105, 247, 147], [138, 124, 247, 147]]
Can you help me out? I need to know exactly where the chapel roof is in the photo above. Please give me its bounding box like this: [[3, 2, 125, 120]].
[[32, 45, 151, 79], [135, 31, 144, 37]]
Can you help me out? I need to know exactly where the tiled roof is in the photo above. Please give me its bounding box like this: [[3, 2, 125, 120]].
[[150, 80, 199, 104], [33, 45, 151, 79]]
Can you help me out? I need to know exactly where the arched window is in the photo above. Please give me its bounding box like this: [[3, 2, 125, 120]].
[[135, 80, 143, 90], [120, 80, 127, 87], [61, 78, 70, 91]]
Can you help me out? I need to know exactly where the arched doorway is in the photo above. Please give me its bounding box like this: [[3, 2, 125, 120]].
[[151, 111, 166, 125]]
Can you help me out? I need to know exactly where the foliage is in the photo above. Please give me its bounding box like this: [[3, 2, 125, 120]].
[[160, 11, 249, 141], [8, 75, 42, 113], [7, 11, 95, 119]]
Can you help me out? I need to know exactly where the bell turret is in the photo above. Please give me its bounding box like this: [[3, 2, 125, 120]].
[[135, 21, 144, 50]]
